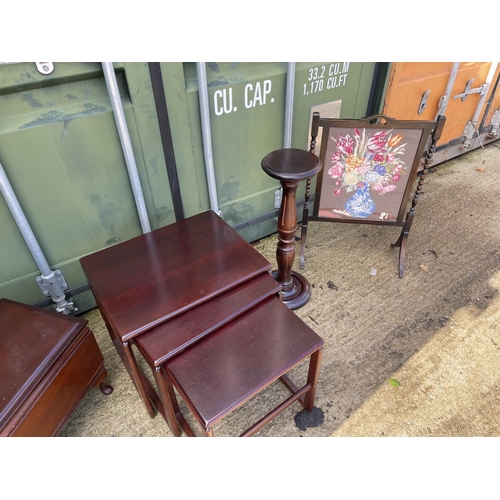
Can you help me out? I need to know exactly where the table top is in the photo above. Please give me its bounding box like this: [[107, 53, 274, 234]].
[[135, 272, 281, 367], [165, 295, 324, 428], [80, 210, 272, 341], [0, 299, 87, 429], [261, 148, 322, 182]]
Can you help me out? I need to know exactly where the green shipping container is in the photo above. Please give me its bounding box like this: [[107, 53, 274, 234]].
[[0, 62, 384, 311]]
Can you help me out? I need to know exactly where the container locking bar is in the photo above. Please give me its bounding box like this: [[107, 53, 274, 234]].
[[453, 79, 488, 101], [0, 162, 74, 314]]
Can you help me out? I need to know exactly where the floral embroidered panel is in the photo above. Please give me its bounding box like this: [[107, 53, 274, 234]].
[[316, 126, 424, 222]]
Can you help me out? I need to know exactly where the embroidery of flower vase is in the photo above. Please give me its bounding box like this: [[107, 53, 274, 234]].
[[328, 128, 408, 198]]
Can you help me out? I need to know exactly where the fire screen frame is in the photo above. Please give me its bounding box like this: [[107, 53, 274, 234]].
[[300, 113, 446, 277]]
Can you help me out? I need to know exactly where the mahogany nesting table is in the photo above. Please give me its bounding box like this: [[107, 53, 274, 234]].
[[135, 294, 323, 436], [80, 210, 276, 425], [261, 149, 322, 309], [80, 209, 324, 436], [0, 299, 112, 437]]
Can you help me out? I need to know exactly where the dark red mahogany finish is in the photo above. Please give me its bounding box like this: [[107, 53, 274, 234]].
[[0, 299, 112, 437], [163, 296, 324, 436], [80, 210, 277, 422], [261, 149, 322, 309], [81, 209, 324, 436], [80, 210, 271, 341], [135, 273, 281, 367]]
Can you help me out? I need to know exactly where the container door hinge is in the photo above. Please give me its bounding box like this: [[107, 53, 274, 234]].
[[488, 109, 500, 139], [437, 95, 448, 115], [418, 90, 431, 114], [460, 120, 480, 151], [453, 79, 488, 101], [35, 62, 54, 75]]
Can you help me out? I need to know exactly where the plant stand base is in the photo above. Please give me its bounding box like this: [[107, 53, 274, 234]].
[[272, 270, 312, 310]]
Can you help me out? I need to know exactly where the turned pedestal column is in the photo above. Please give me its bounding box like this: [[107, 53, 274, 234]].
[[261, 148, 322, 309]]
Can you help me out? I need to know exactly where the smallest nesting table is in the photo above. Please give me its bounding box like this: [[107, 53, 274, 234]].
[[135, 294, 324, 437], [261, 148, 322, 309]]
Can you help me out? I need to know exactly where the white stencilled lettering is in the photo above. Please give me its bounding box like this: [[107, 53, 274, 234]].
[[245, 80, 273, 108], [303, 63, 350, 96], [214, 88, 235, 116], [213, 79, 275, 116]]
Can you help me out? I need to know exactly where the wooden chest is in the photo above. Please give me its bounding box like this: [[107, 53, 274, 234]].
[[0, 299, 111, 437]]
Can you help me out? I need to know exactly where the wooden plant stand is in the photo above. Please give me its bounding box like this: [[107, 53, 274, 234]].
[[261, 148, 322, 309]]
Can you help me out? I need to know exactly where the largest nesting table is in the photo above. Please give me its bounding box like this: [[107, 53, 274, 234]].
[[80, 210, 324, 436]]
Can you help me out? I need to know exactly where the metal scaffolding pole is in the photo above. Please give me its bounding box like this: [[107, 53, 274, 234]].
[[196, 62, 221, 216], [0, 161, 73, 314], [102, 62, 152, 233]]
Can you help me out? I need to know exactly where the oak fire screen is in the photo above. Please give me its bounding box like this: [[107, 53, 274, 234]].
[[300, 113, 445, 277]]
